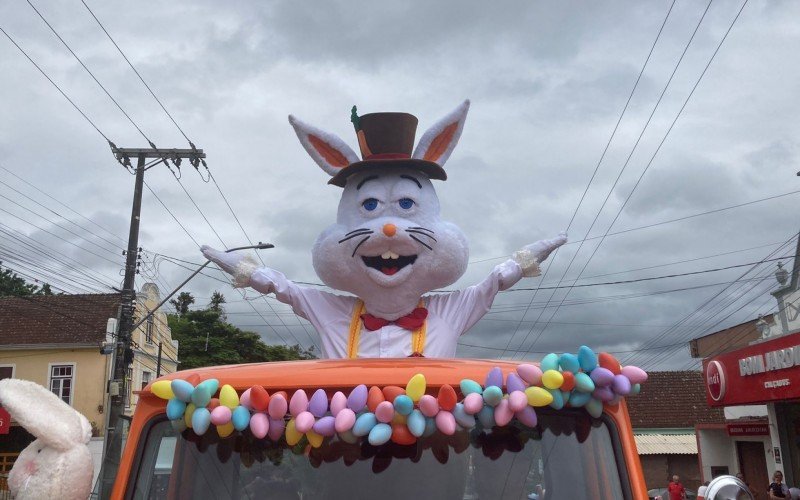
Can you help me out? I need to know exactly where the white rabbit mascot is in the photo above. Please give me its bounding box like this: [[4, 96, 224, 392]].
[[203, 100, 566, 359], [0, 378, 93, 500]]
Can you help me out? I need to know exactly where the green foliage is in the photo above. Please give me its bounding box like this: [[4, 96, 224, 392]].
[[169, 291, 195, 317], [0, 262, 54, 297], [168, 292, 315, 369]]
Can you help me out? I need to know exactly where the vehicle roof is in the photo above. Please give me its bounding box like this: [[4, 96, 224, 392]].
[[144, 358, 530, 394]]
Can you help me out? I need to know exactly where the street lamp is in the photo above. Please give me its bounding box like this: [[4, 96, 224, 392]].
[[775, 262, 789, 287], [130, 242, 274, 332]]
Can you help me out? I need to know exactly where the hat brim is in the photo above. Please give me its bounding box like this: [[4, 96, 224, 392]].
[[328, 159, 447, 187]]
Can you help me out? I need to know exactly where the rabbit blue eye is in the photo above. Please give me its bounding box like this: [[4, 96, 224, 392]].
[[362, 198, 378, 211], [398, 198, 414, 210]]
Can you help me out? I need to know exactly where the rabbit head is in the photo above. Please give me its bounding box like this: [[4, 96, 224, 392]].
[[0, 378, 93, 500], [290, 101, 471, 319]]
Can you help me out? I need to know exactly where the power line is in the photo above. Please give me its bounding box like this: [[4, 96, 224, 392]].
[[79, 0, 193, 145], [517, 0, 750, 359], [0, 25, 111, 143], [25, 0, 154, 147], [500, 0, 678, 358]]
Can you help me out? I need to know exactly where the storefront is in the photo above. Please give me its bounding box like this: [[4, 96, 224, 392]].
[[703, 330, 800, 487]]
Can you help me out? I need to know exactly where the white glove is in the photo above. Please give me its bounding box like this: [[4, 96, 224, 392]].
[[513, 232, 567, 277], [201, 245, 259, 287]]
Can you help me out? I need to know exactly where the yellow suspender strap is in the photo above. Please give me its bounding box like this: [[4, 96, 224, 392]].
[[347, 300, 366, 359], [347, 299, 427, 359]]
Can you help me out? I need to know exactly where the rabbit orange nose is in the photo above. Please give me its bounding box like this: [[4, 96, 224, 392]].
[[383, 223, 397, 237]]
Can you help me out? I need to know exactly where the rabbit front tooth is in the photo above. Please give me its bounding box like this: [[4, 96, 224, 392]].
[[381, 251, 392, 259]]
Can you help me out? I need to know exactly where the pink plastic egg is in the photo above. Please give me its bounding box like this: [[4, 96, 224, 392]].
[[621, 366, 647, 385], [494, 399, 514, 426], [239, 388, 253, 410], [289, 390, 309, 417], [295, 411, 315, 433], [435, 411, 456, 435], [419, 394, 439, 417], [250, 413, 269, 439], [463, 393, 484, 415], [508, 391, 528, 412], [268, 418, 285, 441], [335, 408, 356, 433], [330, 391, 348, 416], [210, 405, 231, 426], [268, 394, 287, 420], [517, 364, 543, 385], [375, 401, 395, 423]]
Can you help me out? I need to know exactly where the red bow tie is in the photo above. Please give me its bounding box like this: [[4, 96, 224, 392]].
[[361, 307, 428, 331]]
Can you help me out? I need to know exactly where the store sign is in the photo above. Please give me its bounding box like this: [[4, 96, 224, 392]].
[[0, 407, 9, 435], [704, 331, 800, 406], [726, 423, 769, 436]]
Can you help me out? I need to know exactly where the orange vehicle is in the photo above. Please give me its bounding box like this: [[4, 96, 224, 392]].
[[111, 357, 649, 499]]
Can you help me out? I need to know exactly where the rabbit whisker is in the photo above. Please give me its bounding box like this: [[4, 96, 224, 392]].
[[409, 234, 433, 251], [409, 226, 434, 234], [339, 231, 373, 244], [406, 229, 437, 242], [344, 228, 374, 237], [351, 236, 371, 257]]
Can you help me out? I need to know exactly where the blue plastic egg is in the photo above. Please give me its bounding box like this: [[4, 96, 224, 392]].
[[231, 406, 250, 431], [586, 398, 603, 418], [453, 403, 475, 428], [578, 345, 598, 372], [407, 410, 426, 437], [460, 378, 483, 396], [569, 391, 592, 408], [482, 386, 504, 407], [166, 398, 186, 421], [559, 353, 580, 373], [477, 406, 495, 428], [393, 395, 414, 416], [423, 417, 437, 437], [171, 379, 195, 403], [540, 353, 560, 372], [548, 389, 565, 410], [171, 419, 187, 433], [574, 372, 595, 393], [352, 412, 378, 437], [190, 384, 213, 408], [192, 408, 211, 435]]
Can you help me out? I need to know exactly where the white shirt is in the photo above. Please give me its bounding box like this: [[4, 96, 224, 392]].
[[249, 260, 523, 359]]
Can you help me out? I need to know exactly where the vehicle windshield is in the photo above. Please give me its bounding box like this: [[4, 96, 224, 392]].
[[130, 409, 627, 499]]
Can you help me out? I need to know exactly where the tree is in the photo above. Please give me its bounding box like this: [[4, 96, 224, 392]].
[[208, 291, 226, 320], [169, 291, 195, 317], [168, 303, 315, 369], [0, 262, 54, 297]]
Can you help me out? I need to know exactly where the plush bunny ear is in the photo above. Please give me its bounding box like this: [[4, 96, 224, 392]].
[[288, 115, 361, 177], [412, 100, 470, 166], [0, 379, 91, 451]]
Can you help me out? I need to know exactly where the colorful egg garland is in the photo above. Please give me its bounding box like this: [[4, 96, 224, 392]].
[[152, 346, 647, 447]]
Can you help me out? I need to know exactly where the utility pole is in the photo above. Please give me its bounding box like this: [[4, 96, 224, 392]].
[[98, 146, 205, 499]]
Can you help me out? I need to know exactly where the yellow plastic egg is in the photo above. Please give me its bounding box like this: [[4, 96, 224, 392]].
[[285, 419, 303, 446], [525, 387, 553, 407], [405, 374, 426, 402], [307, 430, 324, 448], [217, 422, 234, 438], [219, 384, 239, 409], [541, 370, 564, 390], [184, 403, 196, 428], [151, 380, 175, 400], [392, 413, 407, 425]]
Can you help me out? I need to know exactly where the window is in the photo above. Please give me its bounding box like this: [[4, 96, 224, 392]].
[[141, 371, 152, 390], [49, 364, 74, 405], [146, 316, 155, 344], [0, 365, 14, 381]]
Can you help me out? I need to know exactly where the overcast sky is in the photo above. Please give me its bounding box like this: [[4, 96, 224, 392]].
[[1, 0, 798, 370]]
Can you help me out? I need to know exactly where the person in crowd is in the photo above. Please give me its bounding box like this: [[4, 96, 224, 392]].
[[697, 480, 710, 500], [667, 474, 687, 500], [768, 470, 789, 499]]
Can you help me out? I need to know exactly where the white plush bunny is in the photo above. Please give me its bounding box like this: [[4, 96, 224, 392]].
[[0, 378, 93, 500], [202, 100, 566, 358]]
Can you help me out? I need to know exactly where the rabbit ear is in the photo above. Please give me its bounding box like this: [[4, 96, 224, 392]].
[[0, 379, 91, 451], [412, 100, 470, 166], [288, 115, 360, 177]]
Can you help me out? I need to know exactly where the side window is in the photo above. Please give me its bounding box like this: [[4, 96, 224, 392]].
[[146, 316, 155, 344], [49, 364, 74, 405], [0, 365, 14, 381], [141, 371, 152, 390]]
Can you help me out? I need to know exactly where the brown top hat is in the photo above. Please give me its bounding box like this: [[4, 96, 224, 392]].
[[328, 107, 447, 187]]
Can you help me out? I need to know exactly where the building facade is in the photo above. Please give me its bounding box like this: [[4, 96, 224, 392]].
[[696, 237, 800, 489]]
